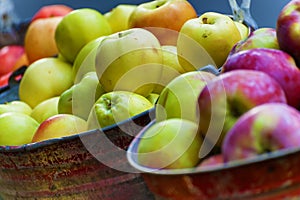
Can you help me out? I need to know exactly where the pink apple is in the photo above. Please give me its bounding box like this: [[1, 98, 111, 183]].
[[222, 103, 300, 162], [197, 69, 287, 147], [0, 45, 25, 76], [222, 48, 300, 109], [31, 4, 73, 22], [276, 0, 300, 66]]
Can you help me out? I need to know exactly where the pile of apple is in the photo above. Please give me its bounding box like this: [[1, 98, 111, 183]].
[[1, 0, 299, 173], [135, 0, 300, 170]]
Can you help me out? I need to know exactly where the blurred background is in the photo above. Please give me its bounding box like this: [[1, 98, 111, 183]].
[[11, 0, 291, 28]]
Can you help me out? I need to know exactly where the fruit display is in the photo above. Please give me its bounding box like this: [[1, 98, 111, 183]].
[[1, 0, 300, 199]]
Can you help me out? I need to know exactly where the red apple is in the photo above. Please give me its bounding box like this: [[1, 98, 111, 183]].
[[197, 154, 224, 169], [197, 69, 287, 148], [0, 72, 11, 87], [222, 48, 300, 109], [276, 0, 300, 66], [128, 0, 197, 45], [222, 103, 300, 162], [31, 4, 73, 22], [0, 45, 25, 76]]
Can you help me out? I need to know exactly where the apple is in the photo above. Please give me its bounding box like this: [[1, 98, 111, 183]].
[[0, 112, 39, 146], [30, 96, 59, 124], [146, 93, 159, 105], [24, 16, 63, 64], [135, 118, 202, 169], [234, 21, 249, 41], [32, 114, 87, 143], [128, 0, 197, 45], [155, 70, 216, 124], [232, 27, 279, 53], [58, 71, 105, 120], [0, 72, 11, 87], [222, 48, 300, 109], [55, 8, 112, 63], [197, 154, 224, 169], [31, 4, 73, 22], [104, 4, 137, 33], [0, 45, 25, 76], [95, 28, 163, 97], [0, 100, 32, 115], [177, 12, 242, 69], [222, 103, 300, 162], [87, 90, 153, 129], [72, 36, 106, 83], [19, 57, 73, 108], [277, 0, 300, 66], [152, 45, 186, 94], [198, 69, 287, 148]]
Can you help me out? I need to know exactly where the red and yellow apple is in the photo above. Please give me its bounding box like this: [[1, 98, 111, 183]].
[[31, 4, 73, 22], [0, 45, 25, 76]]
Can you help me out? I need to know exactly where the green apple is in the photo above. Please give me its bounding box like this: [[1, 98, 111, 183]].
[[104, 4, 137, 33], [19, 57, 73, 108], [178, 12, 242, 69], [30, 96, 59, 124], [156, 70, 216, 124], [55, 8, 112, 63], [136, 118, 202, 169], [87, 90, 153, 129], [32, 114, 87, 143], [146, 93, 159, 105], [72, 36, 106, 83], [58, 71, 105, 120], [0, 100, 32, 115], [95, 28, 163, 97], [152, 45, 186, 94], [0, 112, 39, 146]]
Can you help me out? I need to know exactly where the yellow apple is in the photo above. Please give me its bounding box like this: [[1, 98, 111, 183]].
[[104, 4, 137, 33], [19, 57, 73, 108], [0, 112, 39, 146], [0, 100, 32, 115], [178, 12, 242, 69], [30, 96, 59, 124], [95, 28, 163, 97]]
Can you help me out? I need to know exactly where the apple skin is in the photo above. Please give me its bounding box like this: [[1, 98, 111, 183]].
[[0, 100, 32, 116], [30, 96, 59, 124], [0, 45, 25, 76], [196, 154, 224, 170], [152, 45, 186, 94], [55, 8, 112, 63], [87, 91, 153, 129], [136, 118, 202, 169], [25, 16, 63, 64], [128, 0, 197, 45], [222, 48, 300, 109], [156, 70, 216, 124], [31, 4, 73, 22], [32, 114, 87, 143], [198, 69, 287, 147], [95, 28, 163, 97], [58, 71, 105, 120], [222, 103, 300, 162], [104, 4, 137, 33], [0, 112, 39, 146], [234, 21, 249, 41], [19, 57, 73, 108], [232, 28, 279, 53], [276, 0, 300, 66], [178, 12, 242, 69]]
